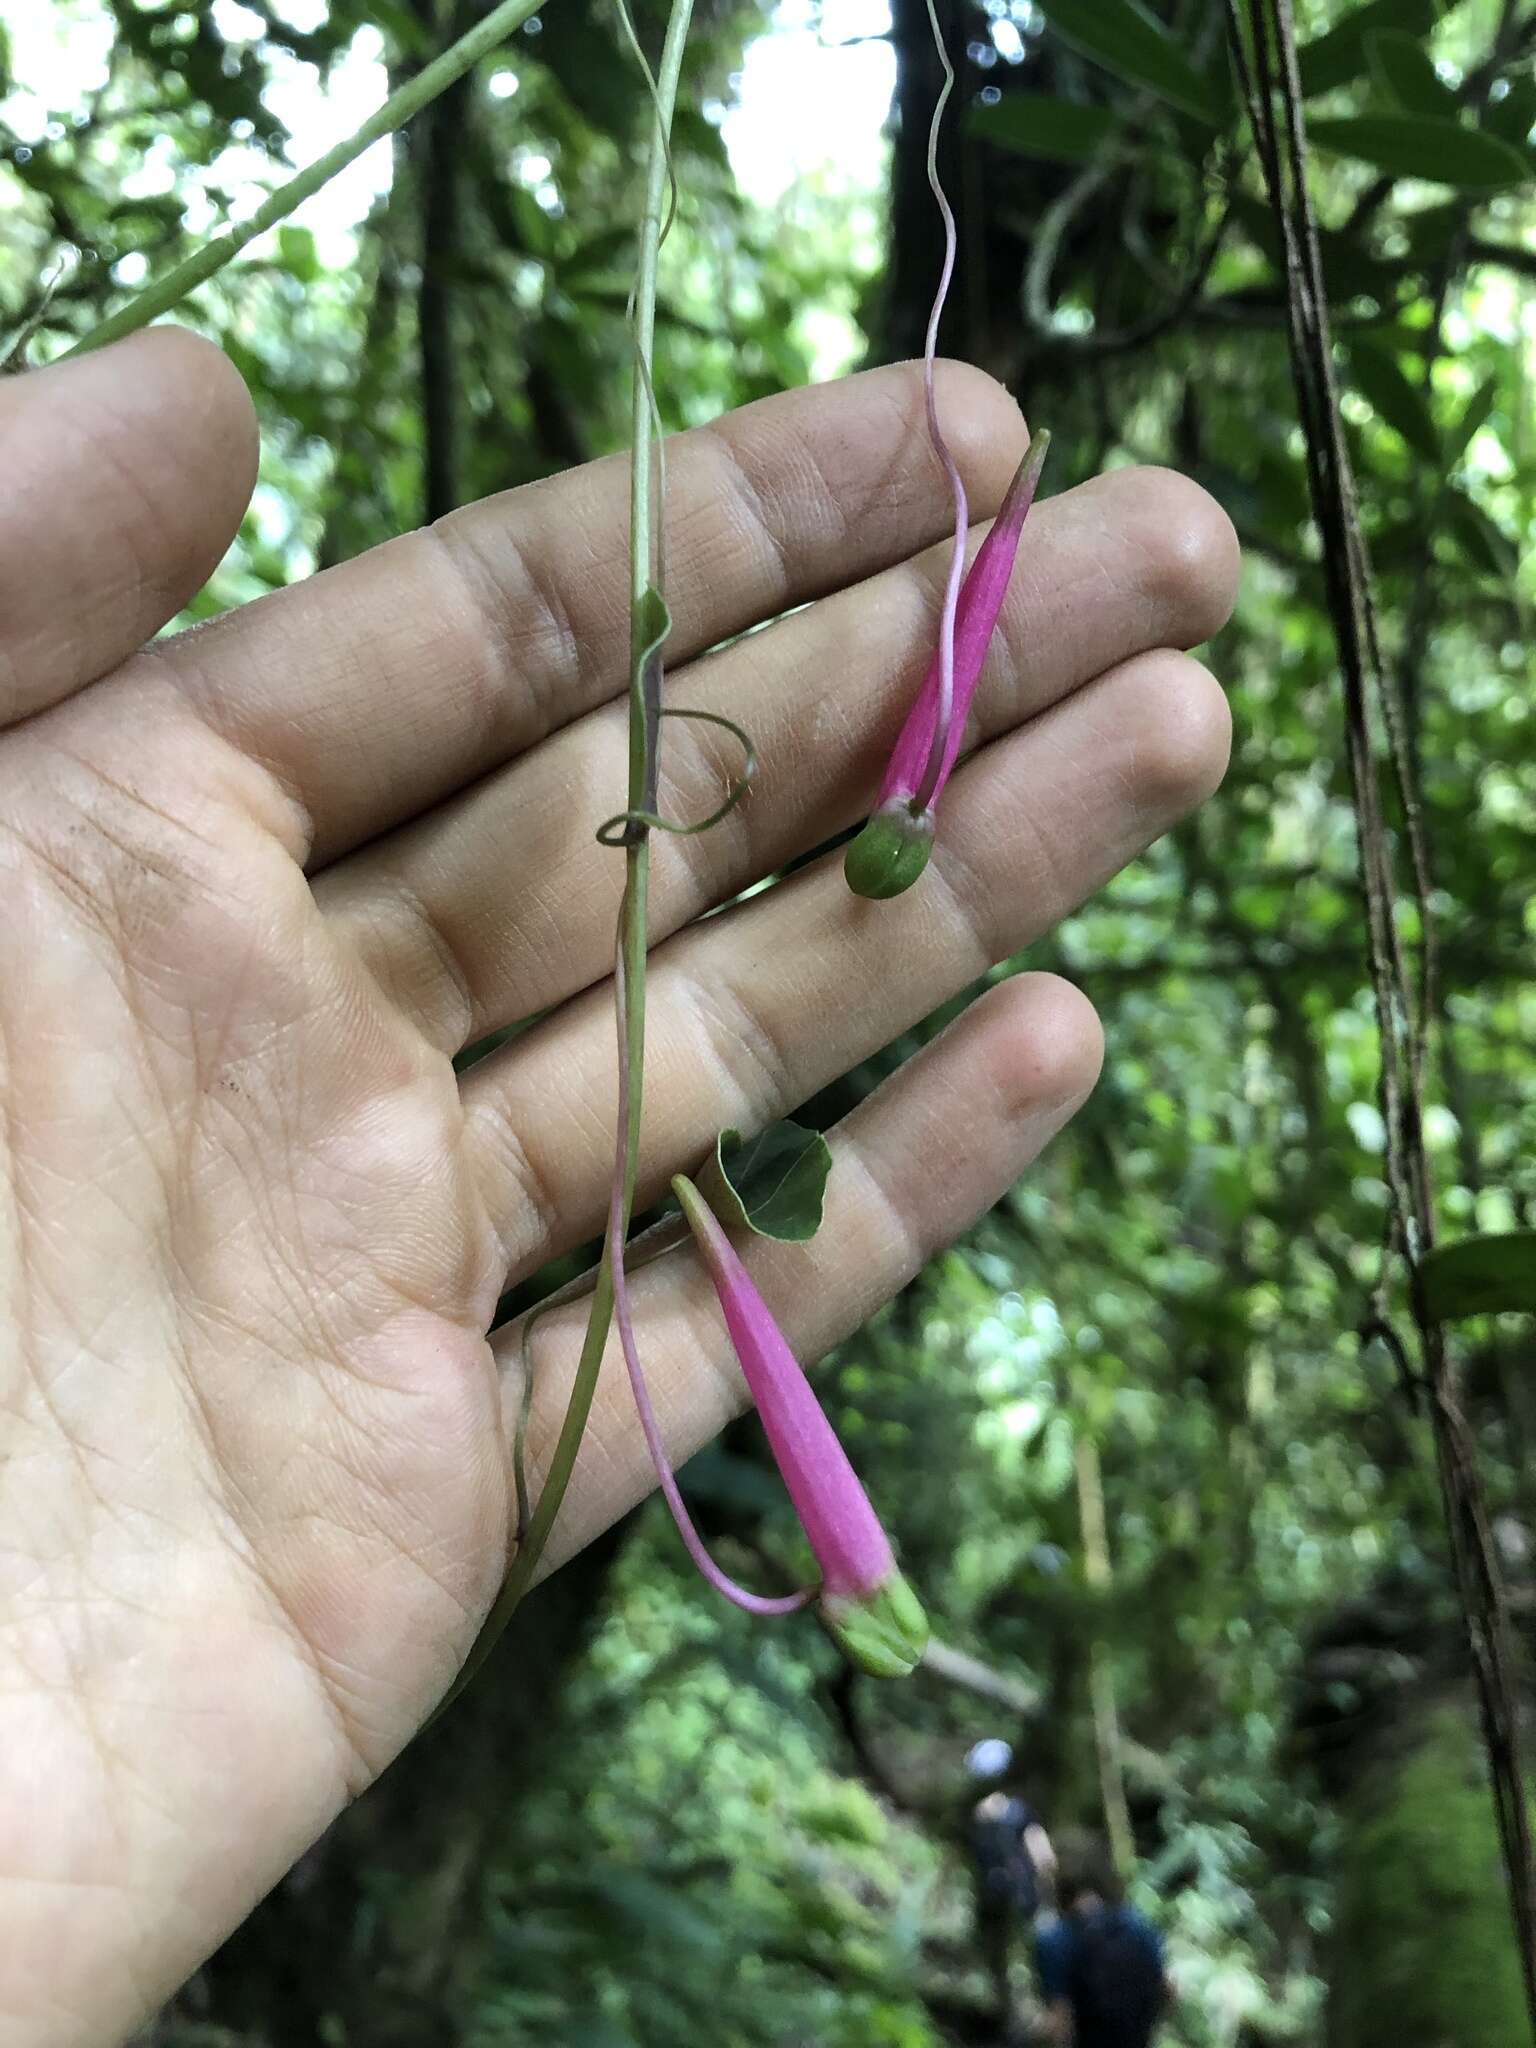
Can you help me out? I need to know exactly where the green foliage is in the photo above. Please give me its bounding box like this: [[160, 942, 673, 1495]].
[[703, 1120, 835, 1242], [966, 92, 1118, 163], [1329, 1706, 1531, 2047], [1366, 27, 1462, 115], [1420, 1232, 1536, 1319], [1307, 113, 1532, 189], [1033, 0, 1230, 124]]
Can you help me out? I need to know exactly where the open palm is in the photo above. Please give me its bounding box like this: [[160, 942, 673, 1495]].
[[0, 330, 1235, 2044]]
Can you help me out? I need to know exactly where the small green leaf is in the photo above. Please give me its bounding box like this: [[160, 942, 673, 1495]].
[[1419, 1232, 1536, 1320], [1034, 0, 1228, 126], [1487, 76, 1536, 148], [509, 185, 555, 257], [1307, 114, 1531, 191], [1298, 0, 1457, 97], [1366, 30, 1459, 117], [967, 94, 1118, 164], [1346, 339, 1441, 460], [1402, 198, 1465, 260], [701, 1120, 832, 1242], [276, 224, 318, 283], [559, 225, 635, 286], [1441, 487, 1518, 578], [1445, 375, 1496, 467]]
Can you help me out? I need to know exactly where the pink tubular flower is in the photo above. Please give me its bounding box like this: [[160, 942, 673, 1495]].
[[671, 1175, 929, 1678], [845, 427, 1051, 900]]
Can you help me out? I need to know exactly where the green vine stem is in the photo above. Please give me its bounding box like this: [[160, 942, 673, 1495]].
[[63, 0, 545, 359], [442, 0, 696, 1710], [510, 1213, 690, 1540]]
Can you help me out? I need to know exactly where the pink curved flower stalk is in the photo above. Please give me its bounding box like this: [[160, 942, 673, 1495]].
[[672, 1175, 929, 1678], [845, 428, 1051, 900], [607, 946, 813, 1619]]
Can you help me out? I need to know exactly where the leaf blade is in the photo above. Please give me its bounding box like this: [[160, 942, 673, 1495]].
[[1297, 0, 1458, 97], [1307, 113, 1532, 191], [1366, 29, 1460, 117], [1034, 0, 1228, 126], [967, 93, 1118, 164], [700, 1121, 832, 1242], [1420, 1233, 1536, 1320], [1346, 338, 1442, 460]]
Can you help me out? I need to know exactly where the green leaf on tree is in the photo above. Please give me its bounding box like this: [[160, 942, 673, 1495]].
[[967, 94, 1118, 164], [701, 1121, 832, 1242], [1486, 75, 1536, 147], [1445, 375, 1497, 467], [1419, 1232, 1536, 1319], [1347, 338, 1441, 459], [1033, 0, 1229, 126], [1297, 0, 1458, 97], [1307, 114, 1531, 191], [276, 225, 318, 283], [1441, 486, 1518, 577], [1366, 30, 1460, 117]]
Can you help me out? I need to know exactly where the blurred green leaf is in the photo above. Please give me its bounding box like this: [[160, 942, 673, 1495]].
[[1347, 338, 1441, 459], [1487, 75, 1536, 147], [1034, 0, 1229, 126], [560, 223, 637, 284], [275, 224, 318, 283], [1445, 375, 1496, 466], [1420, 1232, 1536, 1319], [968, 94, 1118, 164], [1441, 485, 1518, 576], [1366, 30, 1460, 117], [1297, 0, 1458, 96], [1307, 114, 1531, 190]]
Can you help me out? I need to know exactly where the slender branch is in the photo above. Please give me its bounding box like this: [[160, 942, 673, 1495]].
[[63, 0, 545, 358]]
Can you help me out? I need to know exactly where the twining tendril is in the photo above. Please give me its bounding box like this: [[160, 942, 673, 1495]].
[[595, 707, 758, 846], [615, 0, 680, 818], [614, 0, 681, 254]]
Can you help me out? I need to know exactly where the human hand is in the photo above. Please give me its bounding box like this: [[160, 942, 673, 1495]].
[[0, 330, 1235, 2042]]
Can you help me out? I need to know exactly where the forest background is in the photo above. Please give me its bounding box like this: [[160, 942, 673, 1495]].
[[3, 0, 1534, 2042]]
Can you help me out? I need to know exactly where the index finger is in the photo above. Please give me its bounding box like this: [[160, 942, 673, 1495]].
[[150, 361, 1030, 864]]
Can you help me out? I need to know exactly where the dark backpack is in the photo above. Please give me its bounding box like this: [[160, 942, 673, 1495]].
[[1065, 1909, 1165, 2048]]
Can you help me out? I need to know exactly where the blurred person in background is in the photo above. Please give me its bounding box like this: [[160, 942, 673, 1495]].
[[1034, 1847, 1171, 2048], [965, 1738, 1058, 2027]]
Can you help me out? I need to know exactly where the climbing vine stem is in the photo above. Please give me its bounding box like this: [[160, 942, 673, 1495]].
[[444, 0, 697, 1710]]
